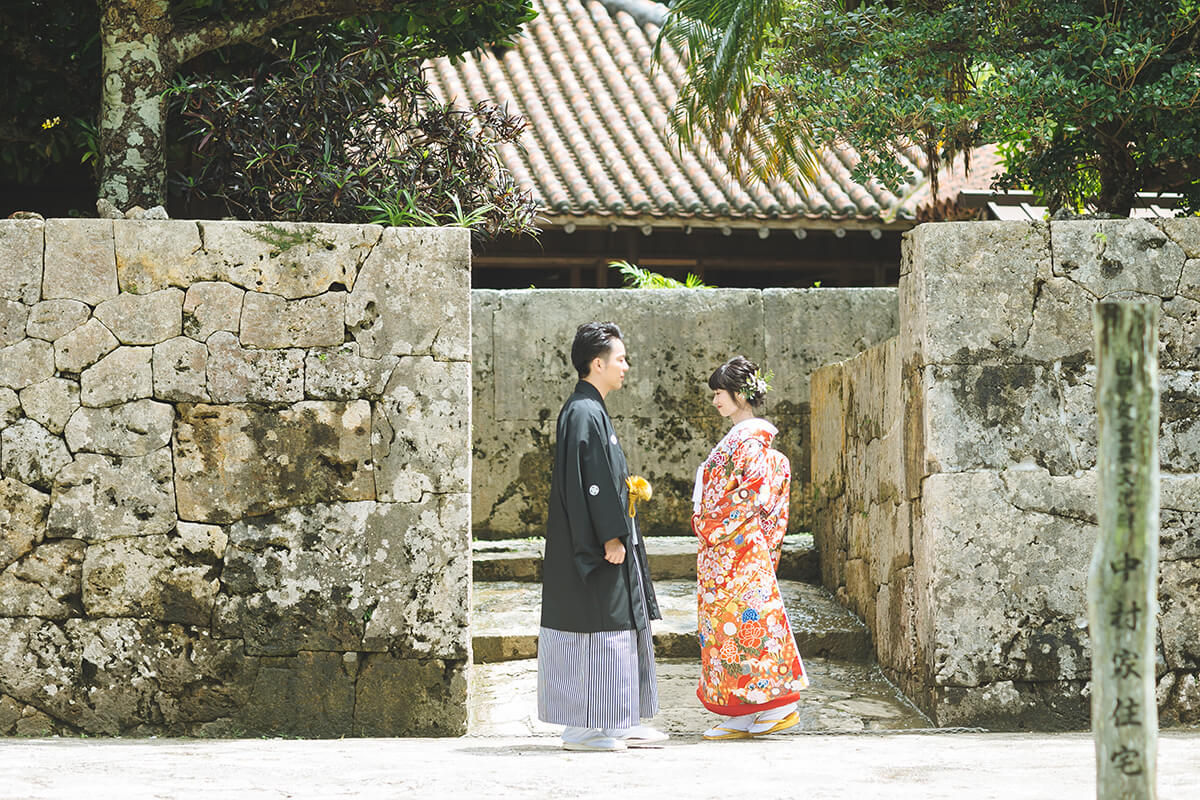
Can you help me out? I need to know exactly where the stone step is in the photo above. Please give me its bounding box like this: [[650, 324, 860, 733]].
[[470, 657, 932, 736], [472, 578, 873, 665], [472, 534, 820, 584]]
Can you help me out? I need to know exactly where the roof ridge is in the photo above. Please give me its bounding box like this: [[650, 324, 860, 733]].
[[595, 0, 668, 27]]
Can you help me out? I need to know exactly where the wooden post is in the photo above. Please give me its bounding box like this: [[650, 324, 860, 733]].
[[1089, 301, 1160, 800]]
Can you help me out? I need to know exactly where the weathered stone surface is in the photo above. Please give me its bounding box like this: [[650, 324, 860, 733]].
[[216, 502, 373, 654], [118, 220, 378, 298], [152, 336, 209, 402], [1181, 259, 1200, 303], [1019, 277, 1095, 363], [470, 418, 554, 538], [93, 288, 184, 345], [19, 378, 80, 435], [43, 218, 118, 306], [1158, 218, 1200, 259], [205, 330, 304, 404], [1161, 476, 1200, 562], [183, 281, 244, 341], [238, 651, 356, 737], [0, 388, 20, 432], [0, 299, 28, 346], [1160, 294, 1200, 371], [24, 299, 90, 342], [48, 449, 176, 542], [0, 540, 84, 618], [83, 530, 222, 625], [901, 222, 1049, 364], [173, 401, 374, 523], [362, 493, 470, 657], [0, 219, 43, 304], [0, 338, 55, 390], [373, 357, 470, 501], [241, 291, 345, 349], [80, 346, 153, 407], [355, 655, 467, 736], [304, 343, 398, 400], [1052, 219, 1185, 298], [1160, 370, 1200, 473], [0, 477, 49, 571], [764, 288, 898, 403], [63, 399, 174, 456], [1159, 559, 1200, 670], [1, 419, 71, 491], [346, 226, 469, 360], [54, 317, 118, 373]]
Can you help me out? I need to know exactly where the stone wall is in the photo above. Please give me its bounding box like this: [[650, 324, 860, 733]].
[[811, 219, 1200, 730], [0, 219, 472, 737], [472, 288, 898, 538]]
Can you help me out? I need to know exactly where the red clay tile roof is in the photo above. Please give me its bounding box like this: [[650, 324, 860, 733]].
[[424, 0, 938, 229]]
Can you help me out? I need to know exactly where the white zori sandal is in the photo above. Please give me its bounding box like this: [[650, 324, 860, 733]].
[[561, 726, 626, 751], [702, 711, 756, 740], [747, 703, 800, 736]]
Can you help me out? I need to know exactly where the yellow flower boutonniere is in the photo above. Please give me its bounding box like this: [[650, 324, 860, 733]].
[[626, 475, 652, 518]]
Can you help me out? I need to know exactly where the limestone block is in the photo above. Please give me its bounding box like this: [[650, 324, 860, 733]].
[[346, 226, 469, 360], [304, 343, 398, 400], [93, 288, 184, 345], [241, 291, 345, 349], [809, 363, 846, 502], [43, 218, 118, 306], [19, 378, 80, 435], [1181, 259, 1200, 303], [929, 679, 1090, 731], [25, 299, 90, 342], [0, 338, 55, 390], [173, 401, 374, 523], [82, 531, 221, 626], [1157, 218, 1200, 259], [1161, 475, 1200, 561], [491, 289, 764, 422], [763, 288, 898, 403], [48, 449, 176, 541], [902, 222, 1049, 364], [0, 696, 19, 734], [63, 399, 174, 457], [205, 330, 304, 404], [1, 419, 71, 491], [183, 281, 244, 341], [922, 364, 1076, 474], [1019, 277, 1095, 363], [373, 357, 470, 501], [0, 477, 50, 571], [54, 317, 118, 373], [0, 618, 76, 726], [1161, 370, 1200, 472], [152, 336, 209, 402], [237, 652, 356, 737], [114, 219, 204, 293], [362, 493, 470, 658], [215, 502, 373, 655], [0, 387, 19, 428], [0, 540, 84, 618], [354, 655, 467, 736], [919, 471, 1094, 688], [1160, 295, 1200, 371], [1160, 559, 1200, 671], [1052, 219, 1185, 298], [80, 346, 153, 407], [0, 218, 43, 304], [471, 418, 553, 537], [0, 298, 28, 346], [471, 290, 500, 415]]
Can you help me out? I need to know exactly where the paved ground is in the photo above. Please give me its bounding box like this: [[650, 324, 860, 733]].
[[4, 732, 1199, 799]]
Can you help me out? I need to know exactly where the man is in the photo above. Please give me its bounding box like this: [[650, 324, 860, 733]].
[[537, 322, 667, 752]]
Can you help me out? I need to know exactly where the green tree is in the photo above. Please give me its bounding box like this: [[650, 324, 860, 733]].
[[660, 0, 1200, 216], [2, 1, 534, 214]]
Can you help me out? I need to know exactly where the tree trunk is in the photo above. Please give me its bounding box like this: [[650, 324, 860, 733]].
[[1096, 139, 1138, 217], [99, 0, 174, 210]]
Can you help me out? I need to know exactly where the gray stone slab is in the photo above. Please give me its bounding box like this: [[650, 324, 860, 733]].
[[80, 346, 153, 407], [1159, 559, 1200, 671], [47, 449, 177, 542], [346, 226, 470, 360], [240, 291, 345, 349], [24, 299, 90, 343], [1052, 218, 1186, 298], [0, 219, 43, 304], [1157, 218, 1200, 259], [304, 343, 397, 400], [0, 477, 50, 571], [93, 288, 183, 345], [43, 218, 118, 306], [19, 378, 80, 435], [53, 318, 118, 374], [173, 401, 374, 524], [1020, 277, 1095, 363], [205, 330, 304, 404], [0, 299, 28, 347], [152, 336, 210, 402], [63, 399, 174, 456], [183, 281, 244, 341], [1, 419, 71, 492], [0, 539, 83, 619], [114, 219, 205, 293], [1161, 294, 1200, 371], [0, 387, 19, 429], [0, 338, 54, 390]]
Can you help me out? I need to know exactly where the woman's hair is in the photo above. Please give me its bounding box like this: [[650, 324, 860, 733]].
[[709, 355, 765, 408], [571, 321, 623, 378]]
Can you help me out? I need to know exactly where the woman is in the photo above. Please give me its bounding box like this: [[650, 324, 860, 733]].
[[691, 356, 808, 739]]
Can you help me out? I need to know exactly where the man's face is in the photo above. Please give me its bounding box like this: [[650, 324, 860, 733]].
[[591, 338, 629, 394]]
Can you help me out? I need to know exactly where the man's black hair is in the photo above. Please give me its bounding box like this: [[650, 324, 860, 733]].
[[571, 322, 623, 378]]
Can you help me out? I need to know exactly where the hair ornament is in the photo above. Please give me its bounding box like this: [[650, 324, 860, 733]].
[[740, 369, 774, 400]]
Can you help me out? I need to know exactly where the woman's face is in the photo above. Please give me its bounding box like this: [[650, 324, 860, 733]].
[[711, 388, 746, 418]]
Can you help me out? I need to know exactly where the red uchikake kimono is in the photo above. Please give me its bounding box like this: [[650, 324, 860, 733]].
[[692, 418, 808, 716]]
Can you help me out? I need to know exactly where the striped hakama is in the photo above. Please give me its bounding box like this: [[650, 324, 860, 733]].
[[537, 529, 659, 729]]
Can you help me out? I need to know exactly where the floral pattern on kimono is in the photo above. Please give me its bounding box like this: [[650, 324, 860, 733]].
[[692, 418, 808, 715]]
